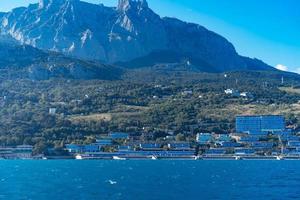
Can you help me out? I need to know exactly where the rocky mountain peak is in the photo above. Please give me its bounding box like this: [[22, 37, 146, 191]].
[[117, 0, 148, 12], [38, 0, 79, 9], [0, 0, 274, 72]]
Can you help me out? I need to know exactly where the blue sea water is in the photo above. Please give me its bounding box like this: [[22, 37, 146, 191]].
[[0, 160, 300, 200]]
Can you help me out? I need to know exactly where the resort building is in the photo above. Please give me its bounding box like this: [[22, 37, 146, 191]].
[[181, 90, 193, 96], [236, 115, 285, 135], [287, 141, 300, 148], [216, 141, 242, 148], [139, 143, 162, 150], [238, 135, 263, 143], [204, 148, 226, 155], [249, 142, 274, 150], [168, 143, 191, 150], [66, 144, 101, 153], [66, 138, 115, 154], [0, 145, 33, 159], [224, 89, 240, 97], [196, 133, 213, 144], [118, 145, 132, 152], [240, 92, 254, 99], [96, 139, 113, 146], [234, 148, 255, 155], [108, 132, 129, 140], [49, 108, 57, 115], [215, 134, 231, 142]]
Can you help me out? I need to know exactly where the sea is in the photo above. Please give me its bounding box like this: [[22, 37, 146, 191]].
[[0, 160, 300, 200]]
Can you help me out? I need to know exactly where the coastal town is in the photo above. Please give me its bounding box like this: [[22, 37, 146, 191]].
[[68, 115, 300, 160], [1, 115, 300, 160]]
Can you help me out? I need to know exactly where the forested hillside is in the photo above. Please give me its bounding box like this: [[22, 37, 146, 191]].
[[0, 70, 299, 153]]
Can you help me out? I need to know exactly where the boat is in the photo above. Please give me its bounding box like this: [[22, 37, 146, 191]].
[[276, 136, 285, 160], [108, 180, 117, 185], [194, 155, 201, 160], [276, 155, 284, 160], [150, 155, 158, 160], [113, 156, 126, 160], [235, 156, 243, 160], [75, 155, 83, 160]]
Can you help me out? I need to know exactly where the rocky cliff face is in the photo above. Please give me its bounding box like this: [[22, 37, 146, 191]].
[[162, 17, 246, 71], [0, 0, 274, 72], [1, 0, 115, 61]]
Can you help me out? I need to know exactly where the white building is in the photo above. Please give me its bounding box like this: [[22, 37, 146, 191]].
[[240, 92, 254, 98], [182, 90, 193, 96], [224, 89, 240, 97], [49, 108, 57, 115]]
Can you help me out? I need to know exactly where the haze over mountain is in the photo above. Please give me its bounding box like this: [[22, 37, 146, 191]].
[[0, 0, 274, 73], [0, 40, 122, 80]]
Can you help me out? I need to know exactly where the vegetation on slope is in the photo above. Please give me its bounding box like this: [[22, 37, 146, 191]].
[[0, 70, 299, 154]]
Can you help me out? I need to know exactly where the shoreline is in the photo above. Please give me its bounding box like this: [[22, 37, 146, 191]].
[[45, 155, 300, 160], [2, 154, 300, 160], [2, 158, 300, 161]]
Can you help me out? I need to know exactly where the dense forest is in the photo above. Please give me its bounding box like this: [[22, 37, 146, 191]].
[[0, 69, 299, 154]]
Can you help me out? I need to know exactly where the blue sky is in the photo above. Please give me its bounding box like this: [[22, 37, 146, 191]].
[[1, 0, 299, 73]]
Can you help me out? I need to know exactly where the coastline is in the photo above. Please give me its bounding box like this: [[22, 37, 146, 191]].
[[2, 154, 300, 160], [39, 155, 300, 160]]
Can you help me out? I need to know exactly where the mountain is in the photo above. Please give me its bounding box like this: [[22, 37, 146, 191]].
[[0, 40, 122, 80], [0, 0, 275, 72], [116, 50, 219, 73]]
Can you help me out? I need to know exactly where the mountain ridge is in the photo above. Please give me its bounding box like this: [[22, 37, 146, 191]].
[[0, 0, 276, 73], [0, 40, 122, 80]]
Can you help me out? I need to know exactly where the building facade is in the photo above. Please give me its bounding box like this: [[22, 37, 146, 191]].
[[236, 115, 285, 135]]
